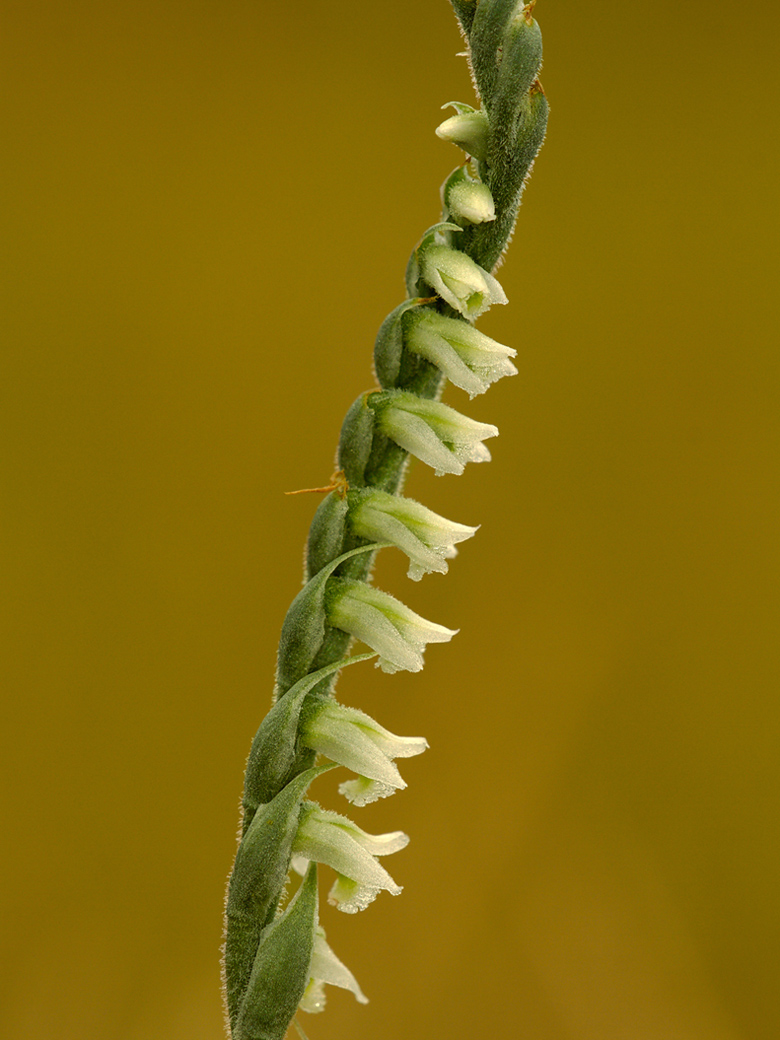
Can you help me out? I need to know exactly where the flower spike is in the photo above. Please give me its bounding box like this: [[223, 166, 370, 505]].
[[222, 2, 549, 1034]]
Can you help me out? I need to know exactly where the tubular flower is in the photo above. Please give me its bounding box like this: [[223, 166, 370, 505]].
[[292, 804, 409, 914], [299, 927, 368, 1013], [349, 487, 478, 580], [327, 576, 457, 673], [301, 698, 428, 806], [405, 309, 517, 398], [374, 389, 498, 476], [418, 242, 507, 319], [435, 103, 490, 161]]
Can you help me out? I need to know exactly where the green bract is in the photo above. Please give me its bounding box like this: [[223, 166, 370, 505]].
[[222, 2, 548, 1036]]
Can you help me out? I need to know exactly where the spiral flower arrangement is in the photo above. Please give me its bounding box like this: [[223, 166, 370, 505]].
[[222, 3, 548, 1037]]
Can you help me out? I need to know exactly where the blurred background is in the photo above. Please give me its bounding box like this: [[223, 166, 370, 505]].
[[2, 1, 779, 1037]]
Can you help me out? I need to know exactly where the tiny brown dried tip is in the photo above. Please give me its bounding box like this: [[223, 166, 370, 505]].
[[285, 469, 349, 500]]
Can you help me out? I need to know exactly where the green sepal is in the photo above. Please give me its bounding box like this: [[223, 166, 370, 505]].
[[276, 543, 386, 697], [305, 492, 349, 582], [373, 298, 429, 389], [242, 653, 376, 830], [233, 862, 320, 1040], [337, 393, 376, 486], [225, 767, 331, 1032]]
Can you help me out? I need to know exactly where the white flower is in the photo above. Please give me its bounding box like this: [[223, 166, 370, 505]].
[[327, 577, 457, 673], [292, 804, 409, 914], [299, 927, 368, 1013], [419, 243, 507, 319], [435, 104, 490, 161], [375, 390, 498, 476], [350, 487, 478, 580], [302, 698, 428, 805], [405, 310, 517, 398], [445, 177, 496, 225]]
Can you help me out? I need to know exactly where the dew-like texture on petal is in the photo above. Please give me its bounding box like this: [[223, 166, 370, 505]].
[[338, 775, 397, 806], [328, 874, 384, 914]]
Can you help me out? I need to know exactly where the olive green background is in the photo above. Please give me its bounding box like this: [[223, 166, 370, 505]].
[[3, 1, 779, 1038]]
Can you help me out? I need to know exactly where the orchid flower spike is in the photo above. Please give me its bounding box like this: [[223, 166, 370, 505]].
[[292, 804, 409, 914], [301, 698, 429, 805]]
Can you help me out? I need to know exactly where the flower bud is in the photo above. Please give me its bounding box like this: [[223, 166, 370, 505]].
[[292, 804, 409, 914], [443, 168, 496, 225], [419, 242, 507, 319], [349, 487, 477, 580], [373, 389, 498, 476], [327, 576, 457, 673], [435, 103, 490, 161], [405, 309, 517, 398]]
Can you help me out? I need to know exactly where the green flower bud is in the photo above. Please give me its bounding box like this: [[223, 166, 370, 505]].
[[435, 102, 490, 161]]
